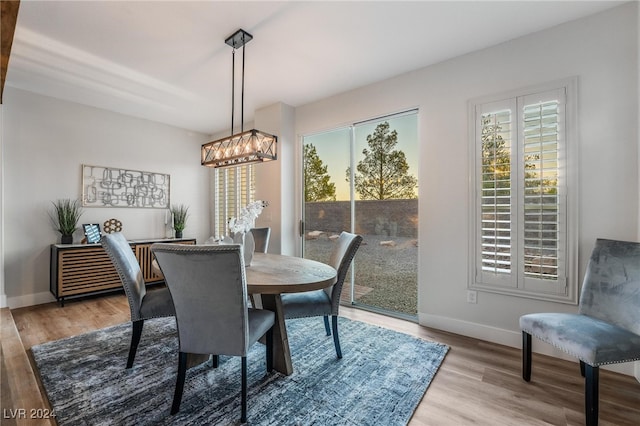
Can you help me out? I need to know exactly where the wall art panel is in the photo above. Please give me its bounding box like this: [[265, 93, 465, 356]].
[[82, 164, 170, 208]]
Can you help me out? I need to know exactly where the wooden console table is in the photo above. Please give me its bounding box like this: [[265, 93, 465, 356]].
[[50, 238, 195, 306]]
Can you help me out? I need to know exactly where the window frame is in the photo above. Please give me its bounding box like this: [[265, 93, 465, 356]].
[[467, 78, 579, 304]]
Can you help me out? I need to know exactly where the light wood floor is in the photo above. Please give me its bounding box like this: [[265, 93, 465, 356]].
[[2, 293, 639, 425]]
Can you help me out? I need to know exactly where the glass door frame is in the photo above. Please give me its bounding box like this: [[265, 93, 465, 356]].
[[299, 109, 419, 317]]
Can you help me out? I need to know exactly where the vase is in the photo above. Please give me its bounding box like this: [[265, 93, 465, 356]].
[[175, 231, 183, 239], [61, 234, 73, 244], [233, 231, 254, 266]]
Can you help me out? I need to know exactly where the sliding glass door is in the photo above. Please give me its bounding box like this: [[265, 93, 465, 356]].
[[302, 111, 418, 318]]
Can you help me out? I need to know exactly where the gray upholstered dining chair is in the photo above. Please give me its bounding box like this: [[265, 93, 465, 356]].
[[151, 243, 274, 423], [250, 227, 271, 253], [281, 231, 362, 359], [520, 238, 640, 426], [101, 232, 176, 369]]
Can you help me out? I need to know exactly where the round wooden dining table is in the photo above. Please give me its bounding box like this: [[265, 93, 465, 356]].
[[152, 252, 336, 376], [246, 253, 337, 375], [245, 252, 336, 294]]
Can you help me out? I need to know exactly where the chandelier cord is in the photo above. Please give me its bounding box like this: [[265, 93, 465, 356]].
[[231, 48, 235, 136], [241, 33, 246, 133]]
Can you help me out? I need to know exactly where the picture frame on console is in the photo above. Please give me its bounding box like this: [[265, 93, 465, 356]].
[[83, 223, 101, 244]]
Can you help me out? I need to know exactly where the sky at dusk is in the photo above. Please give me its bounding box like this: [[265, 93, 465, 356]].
[[304, 112, 418, 201]]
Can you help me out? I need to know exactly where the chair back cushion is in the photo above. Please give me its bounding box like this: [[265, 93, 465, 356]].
[[579, 238, 640, 335], [101, 232, 146, 321], [325, 232, 363, 314], [151, 244, 250, 356], [250, 227, 271, 253]]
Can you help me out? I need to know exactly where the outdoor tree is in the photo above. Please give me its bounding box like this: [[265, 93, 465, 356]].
[[481, 115, 555, 194], [346, 121, 417, 200], [304, 143, 336, 202], [481, 115, 511, 196]]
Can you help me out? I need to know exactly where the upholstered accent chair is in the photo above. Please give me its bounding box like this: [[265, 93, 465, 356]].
[[151, 243, 274, 423], [520, 238, 640, 426], [250, 227, 271, 253], [281, 231, 362, 358], [101, 232, 175, 369]]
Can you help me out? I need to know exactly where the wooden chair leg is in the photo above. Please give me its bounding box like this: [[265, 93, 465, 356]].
[[580, 360, 586, 377], [241, 356, 247, 423], [171, 352, 188, 415], [331, 316, 342, 359], [127, 320, 144, 369], [266, 328, 273, 372], [585, 364, 599, 426], [522, 331, 531, 382], [323, 316, 331, 336]]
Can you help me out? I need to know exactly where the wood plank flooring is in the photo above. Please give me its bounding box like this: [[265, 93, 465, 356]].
[[3, 293, 640, 425]]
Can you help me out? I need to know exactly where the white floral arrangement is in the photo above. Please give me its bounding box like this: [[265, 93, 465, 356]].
[[228, 200, 268, 234]]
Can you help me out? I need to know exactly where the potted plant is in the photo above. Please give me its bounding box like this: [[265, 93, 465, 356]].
[[49, 199, 83, 244], [171, 204, 189, 238]]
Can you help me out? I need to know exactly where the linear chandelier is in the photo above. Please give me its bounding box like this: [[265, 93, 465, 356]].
[[201, 29, 277, 169]]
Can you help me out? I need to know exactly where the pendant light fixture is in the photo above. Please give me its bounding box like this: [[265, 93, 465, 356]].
[[201, 29, 277, 168]]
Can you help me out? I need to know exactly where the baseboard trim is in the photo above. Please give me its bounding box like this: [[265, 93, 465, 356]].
[[7, 291, 56, 309], [418, 312, 635, 377], [0, 294, 7, 309]]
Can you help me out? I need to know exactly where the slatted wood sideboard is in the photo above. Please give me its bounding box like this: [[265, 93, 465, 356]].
[[50, 238, 196, 306]]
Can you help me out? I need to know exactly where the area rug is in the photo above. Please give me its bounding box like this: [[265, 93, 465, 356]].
[[31, 316, 448, 425]]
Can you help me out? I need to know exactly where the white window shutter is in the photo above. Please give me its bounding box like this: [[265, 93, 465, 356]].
[[519, 88, 568, 294], [470, 79, 576, 303], [476, 99, 518, 288], [214, 165, 256, 238]]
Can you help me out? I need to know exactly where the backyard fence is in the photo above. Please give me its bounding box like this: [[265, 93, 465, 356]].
[[304, 199, 418, 238]]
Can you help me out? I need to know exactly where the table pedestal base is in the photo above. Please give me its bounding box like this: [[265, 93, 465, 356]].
[[260, 294, 293, 376]]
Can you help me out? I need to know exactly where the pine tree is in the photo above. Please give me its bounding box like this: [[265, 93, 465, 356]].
[[347, 122, 417, 200], [304, 143, 336, 202]]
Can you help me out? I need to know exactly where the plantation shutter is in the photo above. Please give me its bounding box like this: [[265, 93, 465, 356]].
[[214, 165, 255, 238], [519, 88, 567, 294], [473, 84, 570, 298], [476, 98, 517, 288]]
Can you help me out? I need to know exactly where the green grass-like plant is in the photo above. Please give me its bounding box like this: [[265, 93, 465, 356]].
[[171, 204, 189, 232], [49, 199, 83, 236]]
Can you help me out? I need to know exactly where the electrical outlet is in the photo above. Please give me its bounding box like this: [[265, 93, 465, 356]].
[[467, 290, 477, 304]]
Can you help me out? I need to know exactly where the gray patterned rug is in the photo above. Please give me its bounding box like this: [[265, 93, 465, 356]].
[[31, 316, 448, 425]]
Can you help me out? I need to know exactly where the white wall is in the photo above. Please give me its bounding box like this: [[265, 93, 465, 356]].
[[0, 104, 5, 308], [636, 0, 640, 385], [294, 4, 639, 374], [2, 88, 211, 308], [254, 102, 296, 256]]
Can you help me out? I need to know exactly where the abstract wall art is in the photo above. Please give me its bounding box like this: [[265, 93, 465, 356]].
[[82, 164, 170, 208]]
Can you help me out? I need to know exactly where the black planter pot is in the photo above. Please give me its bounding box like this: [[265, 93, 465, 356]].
[[61, 234, 73, 244], [175, 231, 183, 239]]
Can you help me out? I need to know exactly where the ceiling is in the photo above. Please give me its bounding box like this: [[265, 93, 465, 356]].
[[5, 1, 624, 135]]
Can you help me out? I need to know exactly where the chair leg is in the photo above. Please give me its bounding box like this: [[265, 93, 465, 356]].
[[266, 328, 273, 372], [171, 352, 188, 415], [323, 316, 331, 336], [212, 355, 219, 368], [331, 316, 342, 359], [127, 320, 144, 369], [580, 360, 585, 377], [585, 364, 599, 426], [522, 331, 531, 382], [241, 356, 247, 423]]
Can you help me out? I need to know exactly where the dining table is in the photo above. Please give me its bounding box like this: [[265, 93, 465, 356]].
[[245, 253, 337, 375], [152, 252, 337, 376]]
